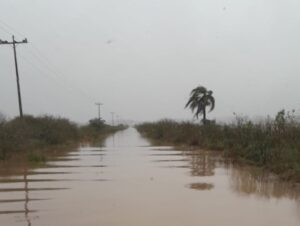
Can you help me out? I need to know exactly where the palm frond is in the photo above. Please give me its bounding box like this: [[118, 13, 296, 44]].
[[206, 95, 215, 112], [190, 101, 198, 113], [185, 97, 194, 108], [190, 86, 207, 96], [185, 93, 200, 109]]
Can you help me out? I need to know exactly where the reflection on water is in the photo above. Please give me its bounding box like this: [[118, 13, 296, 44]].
[[183, 149, 217, 177], [229, 165, 300, 200], [0, 169, 35, 226], [188, 183, 214, 191], [0, 199, 47, 204], [0, 143, 108, 226], [24, 171, 31, 226], [0, 128, 300, 226], [177, 148, 300, 200], [0, 188, 69, 192]]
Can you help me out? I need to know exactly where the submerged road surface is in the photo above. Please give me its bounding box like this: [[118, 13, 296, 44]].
[[0, 127, 300, 226]]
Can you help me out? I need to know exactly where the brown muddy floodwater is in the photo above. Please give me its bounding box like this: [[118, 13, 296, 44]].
[[1, 128, 300, 226]]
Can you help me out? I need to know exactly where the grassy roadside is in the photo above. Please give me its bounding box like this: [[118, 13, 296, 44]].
[[0, 115, 126, 163], [79, 118, 127, 143], [136, 110, 300, 182]]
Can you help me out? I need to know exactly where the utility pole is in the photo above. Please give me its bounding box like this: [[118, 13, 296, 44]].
[[95, 103, 103, 120], [110, 112, 114, 126], [116, 114, 122, 125], [0, 35, 28, 118], [116, 114, 119, 125]]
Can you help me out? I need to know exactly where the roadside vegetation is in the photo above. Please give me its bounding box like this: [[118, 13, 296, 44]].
[[136, 110, 300, 182], [0, 115, 126, 162], [79, 118, 127, 142], [136, 85, 300, 182]]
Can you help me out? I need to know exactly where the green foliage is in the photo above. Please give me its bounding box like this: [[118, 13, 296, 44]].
[[27, 150, 46, 163], [0, 115, 78, 159], [88, 118, 106, 129], [136, 110, 300, 181], [79, 118, 127, 141], [0, 114, 127, 161]]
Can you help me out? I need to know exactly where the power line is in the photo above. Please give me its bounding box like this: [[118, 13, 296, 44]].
[[0, 18, 25, 37], [18, 53, 94, 107], [0, 24, 13, 36], [18, 54, 70, 91], [17, 55, 92, 117], [22, 49, 94, 100], [0, 19, 93, 115], [0, 19, 113, 121], [0, 18, 96, 103]]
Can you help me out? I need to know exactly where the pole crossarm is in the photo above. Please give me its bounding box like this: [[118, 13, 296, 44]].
[[0, 38, 28, 45]]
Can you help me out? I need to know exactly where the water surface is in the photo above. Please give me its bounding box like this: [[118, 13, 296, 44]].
[[1, 128, 300, 226]]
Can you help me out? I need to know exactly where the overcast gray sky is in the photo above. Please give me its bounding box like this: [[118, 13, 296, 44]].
[[1, 0, 300, 123]]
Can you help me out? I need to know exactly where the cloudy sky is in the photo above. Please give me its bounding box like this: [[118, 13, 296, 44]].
[[0, 0, 300, 123]]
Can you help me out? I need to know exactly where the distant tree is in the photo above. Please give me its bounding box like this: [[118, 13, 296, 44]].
[[0, 112, 6, 124], [88, 118, 106, 129], [185, 85, 215, 124]]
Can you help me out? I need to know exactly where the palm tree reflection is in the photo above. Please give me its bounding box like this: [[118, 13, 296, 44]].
[[183, 149, 217, 177]]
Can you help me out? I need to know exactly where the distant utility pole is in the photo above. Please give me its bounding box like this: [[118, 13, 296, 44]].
[[0, 35, 28, 118], [95, 103, 103, 120], [110, 112, 115, 126], [116, 114, 120, 125]]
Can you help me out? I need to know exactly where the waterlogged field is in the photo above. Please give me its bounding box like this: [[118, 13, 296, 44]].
[[0, 128, 300, 226]]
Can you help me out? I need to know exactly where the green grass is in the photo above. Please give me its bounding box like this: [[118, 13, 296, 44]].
[[136, 110, 300, 182], [27, 150, 46, 163]]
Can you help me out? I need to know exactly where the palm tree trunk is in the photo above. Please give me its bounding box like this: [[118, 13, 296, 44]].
[[202, 107, 207, 124]]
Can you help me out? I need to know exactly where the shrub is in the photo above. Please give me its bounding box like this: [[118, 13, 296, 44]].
[[0, 115, 79, 159], [136, 110, 300, 181]]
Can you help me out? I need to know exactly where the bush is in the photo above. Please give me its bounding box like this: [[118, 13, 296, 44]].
[[0, 114, 127, 161], [136, 110, 300, 181], [0, 115, 79, 159], [79, 118, 127, 141]]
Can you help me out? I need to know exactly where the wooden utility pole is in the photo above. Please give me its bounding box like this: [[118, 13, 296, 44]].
[[110, 112, 114, 126], [0, 35, 28, 118], [95, 103, 103, 120]]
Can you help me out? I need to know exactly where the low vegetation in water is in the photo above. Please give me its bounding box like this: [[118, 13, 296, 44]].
[[136, 110, 300, 182], [79, 117, 127, 142], [0, 115, 126, 161]]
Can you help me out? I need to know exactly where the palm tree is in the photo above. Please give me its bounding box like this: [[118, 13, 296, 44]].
[[185, 85, 215, 124]]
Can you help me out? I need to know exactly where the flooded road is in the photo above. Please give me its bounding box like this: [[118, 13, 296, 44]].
[[1, 127, 300, 226]]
